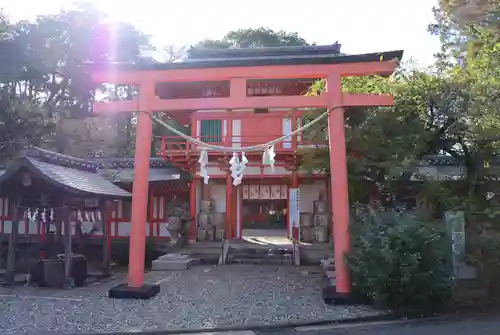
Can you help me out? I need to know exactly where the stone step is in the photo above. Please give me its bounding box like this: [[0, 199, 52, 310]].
[[226, 243, 295, 265], [172, 241, 225, 265], [151, 253, 199, 271], [230, 256, 293, 265]]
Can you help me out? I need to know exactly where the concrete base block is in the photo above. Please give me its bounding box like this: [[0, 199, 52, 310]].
[[151, 253, 197, 271], [109, 283, 160, 299]]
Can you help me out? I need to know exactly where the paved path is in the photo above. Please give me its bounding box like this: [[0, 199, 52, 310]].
[[0, 265, 381, 334], [249, 315, 500, 335]]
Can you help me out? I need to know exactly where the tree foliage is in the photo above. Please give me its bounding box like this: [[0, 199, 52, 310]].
[[190, 27, 309, 51], [0, 3, 156, 159], [347, 210, 453, 309], [300, 17, 500, 208], [437, 0, 500, 29]]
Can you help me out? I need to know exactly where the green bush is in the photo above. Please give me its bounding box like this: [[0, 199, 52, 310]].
[[346, 209, 453, 310]]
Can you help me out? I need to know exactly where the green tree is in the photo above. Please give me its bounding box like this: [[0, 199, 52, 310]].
[[437, 0, 500, 29], [300, 71, 441, 203], [3, 3, 156, 157], [189, 27, 310, 52], [0, 13, 56, 161], [427, 12, 500, 292]]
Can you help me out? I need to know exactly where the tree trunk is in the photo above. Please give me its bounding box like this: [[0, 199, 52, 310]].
[[4, 204, 23, 284]]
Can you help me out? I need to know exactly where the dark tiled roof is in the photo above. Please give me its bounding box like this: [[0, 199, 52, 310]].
[[24, 146, 189, 182], [92, 157, 174, 169], [0, 157, 131, 198], [86, 50, 404, 72], [27, 146, 99, 172], [101, 168, 183, 183], [25, 147, 187, 182], [186, 44, 342, 59]]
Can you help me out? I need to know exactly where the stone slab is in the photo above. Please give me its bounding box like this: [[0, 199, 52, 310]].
[[325, 270, 336, 279], [158, 253, 190, 261], [151, 258, 196, 271], [320, 258, 334, 267]]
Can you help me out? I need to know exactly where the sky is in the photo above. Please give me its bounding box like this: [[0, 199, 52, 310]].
[[0, 0, 442, 67]]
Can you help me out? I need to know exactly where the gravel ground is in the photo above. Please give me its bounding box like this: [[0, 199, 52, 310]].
[[0, 265, 383, 334]]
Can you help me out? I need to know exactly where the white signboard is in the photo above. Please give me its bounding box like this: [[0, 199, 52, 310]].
[[288, 188, 300, 238]]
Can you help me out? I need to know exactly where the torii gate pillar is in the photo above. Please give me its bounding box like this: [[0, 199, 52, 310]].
[[109, 85, 160, 299], [326, 73, 353, 302]]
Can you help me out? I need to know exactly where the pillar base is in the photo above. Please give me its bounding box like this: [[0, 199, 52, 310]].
[[323, 290, 364, 305], [323, 277, 366, 305], [108, 283, 160, 300]]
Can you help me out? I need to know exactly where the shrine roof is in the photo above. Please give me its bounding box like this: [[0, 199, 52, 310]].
[[24, 147, 190, 182], [186, 43, 342, 59], [100, 167, 184, 183], [88, 49, 404, 71], [0, 157, 131, 198]]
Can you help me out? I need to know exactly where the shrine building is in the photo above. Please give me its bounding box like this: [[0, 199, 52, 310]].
[[90, 44, 403, 245]]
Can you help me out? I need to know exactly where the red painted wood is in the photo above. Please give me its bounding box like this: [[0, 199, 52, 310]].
[[91, 61, 399, 84]]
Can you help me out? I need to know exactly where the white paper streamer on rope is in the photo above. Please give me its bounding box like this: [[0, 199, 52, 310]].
[[152, 106, 339, 152], [23, 207, 61, 223], [198, 149, 210, 184], [262, 146, 276, 171], [77, 210, 84, 222], [152, 106, 342, 186]]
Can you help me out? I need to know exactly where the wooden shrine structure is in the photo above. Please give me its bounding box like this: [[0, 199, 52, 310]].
[[89, 44, 403, 301]]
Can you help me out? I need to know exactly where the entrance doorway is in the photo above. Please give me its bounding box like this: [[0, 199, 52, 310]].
[[240, 183, 289, 242], [242, 199, 287, 230]]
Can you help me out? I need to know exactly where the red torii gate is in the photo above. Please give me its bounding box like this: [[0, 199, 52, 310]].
[[89, 49, 402, 301]]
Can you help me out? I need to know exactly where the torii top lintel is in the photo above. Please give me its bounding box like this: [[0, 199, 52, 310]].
[[89, 49, 403, 112]]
